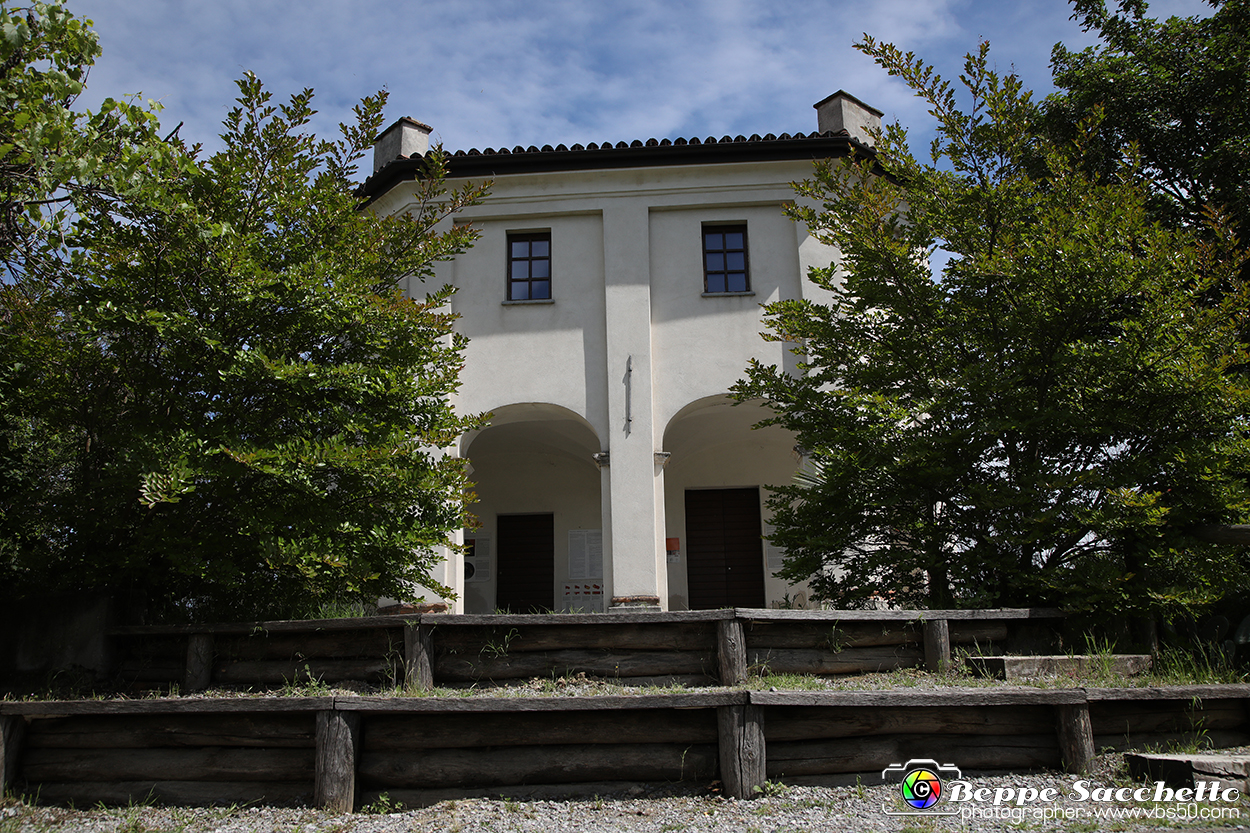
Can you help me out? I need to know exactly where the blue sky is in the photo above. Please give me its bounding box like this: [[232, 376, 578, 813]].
[[71, 0, 1210, 169]]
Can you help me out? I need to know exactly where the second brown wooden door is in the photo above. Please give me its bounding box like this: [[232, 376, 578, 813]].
[[685, 488, 765, 610]]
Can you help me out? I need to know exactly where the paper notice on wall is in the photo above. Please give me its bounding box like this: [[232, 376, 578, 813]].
[[568, 529, 603, 579], [562, 583, 604, 613], [465, 536, 490, 582], [765, 543, 785, 570]]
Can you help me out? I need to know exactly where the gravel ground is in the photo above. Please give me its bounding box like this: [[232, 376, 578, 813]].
[[3, 752, 1249, 833]]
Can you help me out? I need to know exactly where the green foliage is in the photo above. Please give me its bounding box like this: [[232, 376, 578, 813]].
[[733, 38, 1250, 621], [0, 3, 487, 620], [1048, 0, 1250, 235]]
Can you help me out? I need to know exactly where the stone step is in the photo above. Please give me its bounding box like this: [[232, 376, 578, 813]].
[[965, 654, 1152, 680], [1125, 751, 1250, 792]]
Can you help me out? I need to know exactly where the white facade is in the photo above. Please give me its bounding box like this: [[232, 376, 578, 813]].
[[364, 92, 881, 614]]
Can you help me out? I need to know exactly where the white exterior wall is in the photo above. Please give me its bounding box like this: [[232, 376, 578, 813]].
[[375, 157, 840, 613]]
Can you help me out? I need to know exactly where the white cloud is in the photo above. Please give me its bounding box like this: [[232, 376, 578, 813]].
[[68, 0, 1215, 165]]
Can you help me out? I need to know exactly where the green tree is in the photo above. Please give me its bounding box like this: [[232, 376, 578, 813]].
[[0, 1, 186, 590], [1, 3, 487, 620], [1047, 0, 1250, 235], [733, 39, 1250, 619]]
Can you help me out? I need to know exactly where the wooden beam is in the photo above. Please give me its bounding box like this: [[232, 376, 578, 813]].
[[717, 704, 765, 800], [717, 619, 747, 686], [314, 710, 361, 813], [184, 634, 214, 693], [923, 618, 951, 673], [1, 715, 25, 793], [404, 623, 433, 691], [1055, 703, 1095, 774], [1192, 524, 1250, 546]]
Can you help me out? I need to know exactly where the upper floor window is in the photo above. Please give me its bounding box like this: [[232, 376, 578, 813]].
[[703, 224, 749, 293], [508, 232, 551, 300]]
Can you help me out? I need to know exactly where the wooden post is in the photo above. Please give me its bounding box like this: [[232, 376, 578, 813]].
[[1055, 702, 1095, 774], [1, 715, 25, 793], [315, 710, 361, 813], [717, 619, 748, 686], [185, 633, 214, 692], [404, 623, 434, 691], [923, 618, 951, 673], [717, 704, 765, 800]]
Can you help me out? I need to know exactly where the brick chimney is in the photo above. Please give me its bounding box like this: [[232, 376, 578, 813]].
[[813, 91, 883, 147], [372, 117, 433, 172]]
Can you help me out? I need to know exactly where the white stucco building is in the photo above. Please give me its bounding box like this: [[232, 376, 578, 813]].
[[361, 92, 881, 614]]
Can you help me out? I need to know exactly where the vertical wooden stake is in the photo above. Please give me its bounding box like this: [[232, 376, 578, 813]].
[[185, 633, 214, 693], [1056, 702, 1095, 774], [717, 704, 765, 800], [923, 618, 951, 673], [717, 619, 748, 686], [404, 623, 434, 691], [315, 710, 361, 813], [1, 715, 26, 793]]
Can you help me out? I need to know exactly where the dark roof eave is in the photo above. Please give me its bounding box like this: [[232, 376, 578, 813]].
[[358, 133, 874, 204]]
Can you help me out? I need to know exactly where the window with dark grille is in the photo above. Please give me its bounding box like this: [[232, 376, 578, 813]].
[[508, 232, 551, 300], [703, 224, 749, 293]]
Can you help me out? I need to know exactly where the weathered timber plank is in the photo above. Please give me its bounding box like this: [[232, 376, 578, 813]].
[[745, 620, 919, 649], [736, 608, 1064, 622], [212, 658, 394, 685], [434, 649, 713, 682], [1, 715, 25, 791], [717, 620, 747, 686], [748, 688, 1086, 708], [1125, 752, 1250, 791], [747, 646, 922, 675], [404, 624, 434, 690], [1089, 700, 1246, 735], [358, 742, 717, 788], [361, 708, 718, 750], [423, 610, 734, 627], [215, 629, 400, 661], [109, 615, 422, 636], [432, 623, 718, 653], [923, 619, 951, 673], [743, 620, 1002, 650], [1192, 524, 1250, 546], [764, 705, 1055, 741], [968, 655, 1152, 680], [24, 713, 315, 749], [1085, 685, 1250, 701], [315, 710, 360, 813], [0, 697, 333, 716], [765, 734, 1059, 777], [947, 621, 1009, 645], [27, 780, 311, 807], [1056, 703, 1095, 774], [185, 634, 214, 692], [718, 705, 765, 800], [1094, 730, 1250, 753], [21, 747, 314, 782], [339, 692, 746, 713]]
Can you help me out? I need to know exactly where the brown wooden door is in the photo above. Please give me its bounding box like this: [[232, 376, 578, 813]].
[[495, 513, 554, 613], [685, 488, 765, 610]]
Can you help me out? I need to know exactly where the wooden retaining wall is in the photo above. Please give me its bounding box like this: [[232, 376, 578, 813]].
[[3, 684, 1247, 810], [104, 608, 1063, 693]]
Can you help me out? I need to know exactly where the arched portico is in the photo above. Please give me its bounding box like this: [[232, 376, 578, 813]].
[[661, 396, 811, 610], [460, 403, 604, 613]]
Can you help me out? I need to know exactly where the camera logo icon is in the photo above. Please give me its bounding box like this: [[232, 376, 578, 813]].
[[881, 758, 962, 816]]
